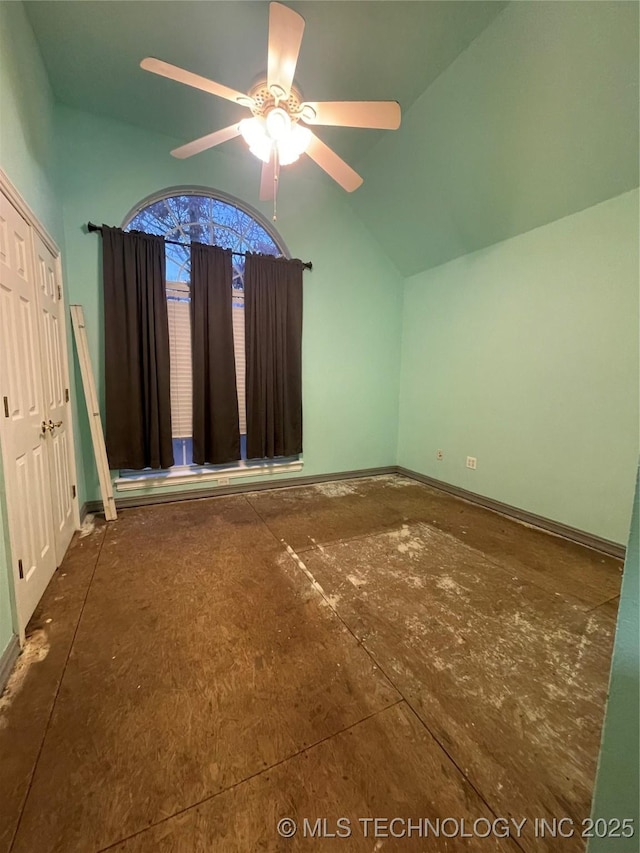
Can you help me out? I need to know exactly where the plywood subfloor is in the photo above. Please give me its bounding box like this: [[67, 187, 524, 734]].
[[0, 475, 621, 852]]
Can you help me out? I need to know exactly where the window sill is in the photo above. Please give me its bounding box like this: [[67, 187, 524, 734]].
[[115, 458, 303, 492]]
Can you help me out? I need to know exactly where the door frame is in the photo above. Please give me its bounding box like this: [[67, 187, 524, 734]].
[[0, 168, 81, 642]]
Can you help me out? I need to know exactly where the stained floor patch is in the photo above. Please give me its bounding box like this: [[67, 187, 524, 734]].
[[0, 630, 49, 724], [300, 519, 618, 853]]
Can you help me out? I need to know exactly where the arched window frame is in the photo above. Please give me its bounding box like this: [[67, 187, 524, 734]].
[[122, 185, 289, 282], [121, 187, 289, 470]]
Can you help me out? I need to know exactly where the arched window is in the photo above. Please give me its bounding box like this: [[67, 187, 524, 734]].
[[124, 189, 287, 468]]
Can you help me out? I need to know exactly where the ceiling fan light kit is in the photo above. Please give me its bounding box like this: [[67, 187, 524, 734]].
[[240, 112, 312, 168], [141, 2, 401, 210]]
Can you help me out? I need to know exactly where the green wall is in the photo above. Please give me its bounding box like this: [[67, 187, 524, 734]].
[[55, 105, 403, 507], [589, 466, 640, 851], [0, 2, 63, 659], [397, 190, 639, 545], [0, 2, 62, 244]]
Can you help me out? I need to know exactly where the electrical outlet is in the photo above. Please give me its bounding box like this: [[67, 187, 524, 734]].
[[466, 456, 477, 470], [436, 449, 444, 461], [218, 477, 230, 486]]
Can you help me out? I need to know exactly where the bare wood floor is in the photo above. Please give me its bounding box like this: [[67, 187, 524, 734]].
[[0, 475, 621, 852]]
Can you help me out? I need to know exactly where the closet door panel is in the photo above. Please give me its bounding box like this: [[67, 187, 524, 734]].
[[0, 190, 57, 632], [33, 232, 75, 561]]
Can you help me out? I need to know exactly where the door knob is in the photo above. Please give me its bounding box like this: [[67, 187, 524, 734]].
[[43, 419, 63, 434]]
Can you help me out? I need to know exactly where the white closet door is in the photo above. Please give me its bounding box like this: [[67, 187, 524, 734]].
[[0, 191, 57, 632], [33, 232, 75, 561]]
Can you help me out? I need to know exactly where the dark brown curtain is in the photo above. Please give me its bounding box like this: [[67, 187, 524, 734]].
[[190, 243, 240, 465], [244, 254, 303, 459], [102, 226, 173, 470]]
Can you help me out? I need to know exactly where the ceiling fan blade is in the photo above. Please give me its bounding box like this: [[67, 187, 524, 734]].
[[171, 124, 241, 159], [267, 3, 305, 99], [305, 133, 363, 193], [141, 57, 252, 106], [301, 100, 401, 130], [260, 156, 280, 202]]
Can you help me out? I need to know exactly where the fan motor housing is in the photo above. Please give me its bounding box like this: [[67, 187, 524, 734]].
[[248, 79, 304, 120]]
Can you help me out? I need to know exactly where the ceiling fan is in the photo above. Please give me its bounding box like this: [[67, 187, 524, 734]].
[[140, 2, 401, 205]]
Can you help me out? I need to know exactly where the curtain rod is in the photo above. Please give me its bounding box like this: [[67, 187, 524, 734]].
[[86, 222, 312, 270]]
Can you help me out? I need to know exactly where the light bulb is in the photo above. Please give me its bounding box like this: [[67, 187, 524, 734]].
[[265, 108, 291, 141]]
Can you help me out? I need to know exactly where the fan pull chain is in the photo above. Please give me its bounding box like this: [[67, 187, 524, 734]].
[[273, 148, 279, 221]]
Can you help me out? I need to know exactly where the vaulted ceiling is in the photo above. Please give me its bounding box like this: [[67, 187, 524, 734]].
[[24, 1, 505, 166], [351, 1, 639, 275], [24, 1, 640, 275]]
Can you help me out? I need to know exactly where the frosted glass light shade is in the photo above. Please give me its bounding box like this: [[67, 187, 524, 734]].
[[265, 108, 291, 141], [240, 115, 311, 166], [239, 118, 272, 163], [277, 124, 312, 165]]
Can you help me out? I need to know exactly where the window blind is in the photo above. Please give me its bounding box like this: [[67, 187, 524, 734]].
[[232, 293, 247, 435], [167, 281, 247, 440], [166, 282, 192, 438]]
